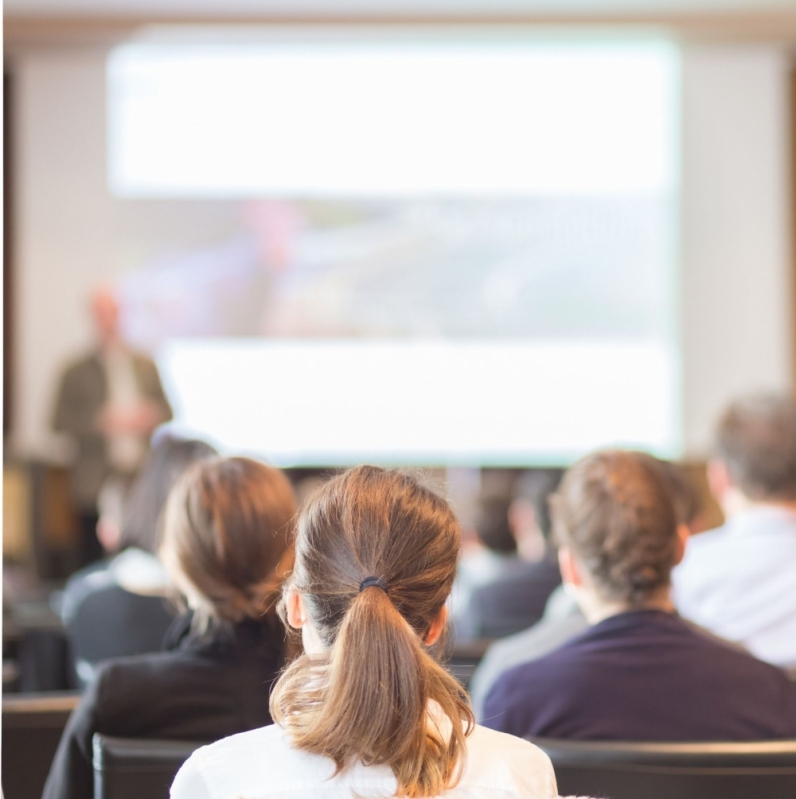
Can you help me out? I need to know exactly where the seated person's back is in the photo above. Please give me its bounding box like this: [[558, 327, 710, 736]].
[[172, 466, 558, 799], [470, 586, 587, 721], [483, 450, 796, 741], [67, 580, 174, 681], [43, 456, 297, 799], [472, 457, 703, 720], [62, 435, 217, 684], [454, 471, 562, 641], [673, 393, 796, 668]]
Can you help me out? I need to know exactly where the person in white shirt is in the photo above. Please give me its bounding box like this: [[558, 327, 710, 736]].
[[673, 393, 796, 669], [172, 465, 558, 799]]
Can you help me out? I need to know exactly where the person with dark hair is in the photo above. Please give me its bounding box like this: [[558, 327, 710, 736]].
[[117, 431, 219, 555], [674, 393, 796, 668], [43, 457, 297, 799], [172, 466, 557, 799], [59, 434, 217, 685], [483, 450, 796, 741], [455, 471, 563, 641]]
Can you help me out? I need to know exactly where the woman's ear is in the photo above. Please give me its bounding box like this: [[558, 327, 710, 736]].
[[286, 588, 305, 630], [425, 605, 448, 646]]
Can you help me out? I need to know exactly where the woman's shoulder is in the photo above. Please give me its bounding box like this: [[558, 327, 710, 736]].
[[467, 723, 553, 765], [184, 724, 286, 768], [171, 724, 326, 799], [173, 724, 557, 799], [462, 724, 558, 798]]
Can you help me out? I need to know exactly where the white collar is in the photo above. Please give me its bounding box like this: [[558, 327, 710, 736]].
[[725, 505, 796, 536]]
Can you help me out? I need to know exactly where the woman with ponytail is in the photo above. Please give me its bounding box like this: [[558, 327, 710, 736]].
[[44, 457, 297, 799], [172, 465, 557, 799]]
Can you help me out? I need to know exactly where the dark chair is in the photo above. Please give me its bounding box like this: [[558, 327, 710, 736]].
[[532, 737, 796, 799], [1, 692, 80, 799], [92, 735, 208, 799], [444, 638, 493, 689]]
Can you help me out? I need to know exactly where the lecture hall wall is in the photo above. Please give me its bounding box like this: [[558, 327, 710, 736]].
[[5, 38, 794, 461]]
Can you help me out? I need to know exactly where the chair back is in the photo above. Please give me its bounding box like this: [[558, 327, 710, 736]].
[[1, 692, 80, 799], [533, 737, 796, 799], [444, 639, 492, 688], [92, 735, 207, 799]]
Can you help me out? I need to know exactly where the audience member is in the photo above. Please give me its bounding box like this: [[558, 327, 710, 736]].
[[172, 466, 557, 799], [483, 450, 796, 741], [60, 434, 217, 685], [52, 287, 172, 565], [674, 393, 796, 668], [471, 455, 701, 720], [43, 457, 296, 799], [471, 587, 585, 722], [454, 470, 562, 641]]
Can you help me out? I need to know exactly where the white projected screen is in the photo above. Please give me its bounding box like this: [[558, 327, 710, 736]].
[[109, 33, 680, 466]]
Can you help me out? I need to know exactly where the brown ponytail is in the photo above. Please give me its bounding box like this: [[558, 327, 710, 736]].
[[270, 466, 474, 797]]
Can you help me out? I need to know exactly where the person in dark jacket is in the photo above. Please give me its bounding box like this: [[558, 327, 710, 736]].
[[42, 456, 297, 799], [483, 450, 796, 741], [61, 434, 218, 686], [52, 287, 172, 565], [454, 470, 563, 641]]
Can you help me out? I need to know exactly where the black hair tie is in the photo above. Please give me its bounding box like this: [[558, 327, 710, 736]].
[[359, 576, 389, 594]]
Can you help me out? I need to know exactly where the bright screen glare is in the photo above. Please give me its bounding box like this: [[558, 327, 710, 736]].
[[109, 37, 676, 197], [109, 33, 680, 466]]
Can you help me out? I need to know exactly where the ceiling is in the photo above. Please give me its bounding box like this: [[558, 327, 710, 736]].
[[6, 0, 796, 18]]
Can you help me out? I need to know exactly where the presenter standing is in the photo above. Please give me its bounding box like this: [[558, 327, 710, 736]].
[[52, 287, 172, 565]]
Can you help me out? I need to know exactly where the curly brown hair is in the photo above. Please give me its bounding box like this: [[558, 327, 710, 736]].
[[551, 450, 680, 606]]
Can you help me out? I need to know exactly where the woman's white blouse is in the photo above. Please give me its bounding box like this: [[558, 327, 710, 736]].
[[171, 722, 558, 799]]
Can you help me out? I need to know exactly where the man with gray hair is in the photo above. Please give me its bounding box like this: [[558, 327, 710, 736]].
[[673, 393, 796, 668]]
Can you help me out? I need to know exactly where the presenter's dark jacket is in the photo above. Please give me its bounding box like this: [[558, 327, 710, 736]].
[[42, 615, 287, 799], [483, 609, 796, 742], [52, 351, 172, 509]]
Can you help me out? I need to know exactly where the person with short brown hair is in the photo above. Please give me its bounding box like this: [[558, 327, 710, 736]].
[[43, 457, 296, 799], [469, 455, 701, 721], [483, 450, 796, 742], [674, 393, 796, 668], [172, 466, 557, 799]]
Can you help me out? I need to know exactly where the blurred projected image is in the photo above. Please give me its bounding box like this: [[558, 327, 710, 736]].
[[119, 197, 670, 348], [109, 35, 679, 464]]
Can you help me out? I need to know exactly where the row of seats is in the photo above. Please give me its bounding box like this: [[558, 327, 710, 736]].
[[6, 692, 796, 799], [92, 734, 796, 799]]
